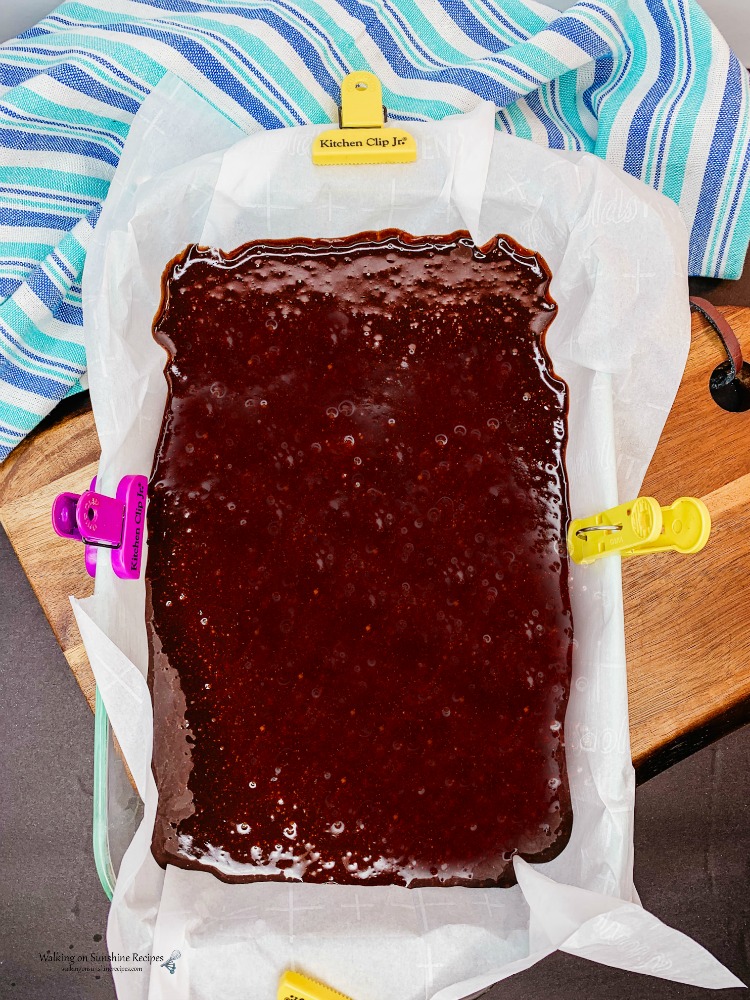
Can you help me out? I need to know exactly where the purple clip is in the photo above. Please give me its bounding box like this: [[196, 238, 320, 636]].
[[51, 474, 148, 580]]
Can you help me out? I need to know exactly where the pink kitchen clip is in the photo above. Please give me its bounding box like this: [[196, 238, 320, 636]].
[[51, 475, 147, 579]]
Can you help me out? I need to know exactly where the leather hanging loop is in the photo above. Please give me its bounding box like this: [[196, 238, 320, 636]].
[[689, 296, 750, 412], [689, 296, 743, 379]]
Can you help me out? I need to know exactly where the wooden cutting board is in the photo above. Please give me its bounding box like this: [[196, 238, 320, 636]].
[[1, 307, 749, 776]]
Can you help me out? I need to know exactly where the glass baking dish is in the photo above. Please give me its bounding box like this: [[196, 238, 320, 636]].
[[93, 688, 143, 899]]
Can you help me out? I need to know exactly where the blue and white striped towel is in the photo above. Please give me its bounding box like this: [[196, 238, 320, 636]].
[[0, 0, 748, 461]]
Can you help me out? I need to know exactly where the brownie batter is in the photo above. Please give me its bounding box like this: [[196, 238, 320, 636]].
[[148, 230, 573, 887]]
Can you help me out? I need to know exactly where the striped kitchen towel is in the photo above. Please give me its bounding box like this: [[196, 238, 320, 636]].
[[0, 0, 749, 461]]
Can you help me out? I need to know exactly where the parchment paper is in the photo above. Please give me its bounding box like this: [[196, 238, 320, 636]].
[[74, 73, 742, 999]]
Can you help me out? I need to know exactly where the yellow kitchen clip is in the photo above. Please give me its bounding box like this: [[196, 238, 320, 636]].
[[568, 496, 711, 565], [278, 969, 354, 1000], [312, 70, 417, 165]]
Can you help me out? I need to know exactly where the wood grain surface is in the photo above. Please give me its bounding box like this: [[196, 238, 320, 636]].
[[1, 308, 748, 774], [623, 304, 750, 772]]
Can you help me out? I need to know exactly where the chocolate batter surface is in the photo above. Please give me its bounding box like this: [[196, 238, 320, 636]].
[[148, 230, 572, 886]]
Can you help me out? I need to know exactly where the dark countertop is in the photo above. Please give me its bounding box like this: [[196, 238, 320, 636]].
[[0, 522, 748, 999]]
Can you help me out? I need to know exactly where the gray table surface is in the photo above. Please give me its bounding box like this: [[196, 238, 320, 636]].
[[0, 524, 748, 999]]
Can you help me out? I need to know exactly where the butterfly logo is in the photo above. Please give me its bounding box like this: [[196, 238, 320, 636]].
[[160, 950, 182, 975]]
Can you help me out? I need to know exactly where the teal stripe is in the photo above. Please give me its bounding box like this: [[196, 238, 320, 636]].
[[108, 16, 314, 125], [459, 0, 549, 44], [0, 110, 125, 160], [3, 34, 165, 96], [64, 378, 86, 397], [54, 2, 144, 26], [0, 399, 46, 430], [0, 167, 110, 202], [461, 55, 551, 99], [0, 193, 96, 216], [508, 41, 569, 83], [0, 242, 53, 263], [379, 86, 459, 121], [357, 0, 492, 71], [45, 257, 77, 296], [1, 299, 87, 369], [55, 230, 88, 276], [0, 429, 25, 448], [661, 6, 711, 204], [499, 99, 534, 140], [0, 327, 83, 380], [202, 6, 346, 86], [559, 70, 595, 150], [2, 87, 131, 139], [164, 22, 328, 124], [0, 266, 32, 280], [239, 0, 361, 76]]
